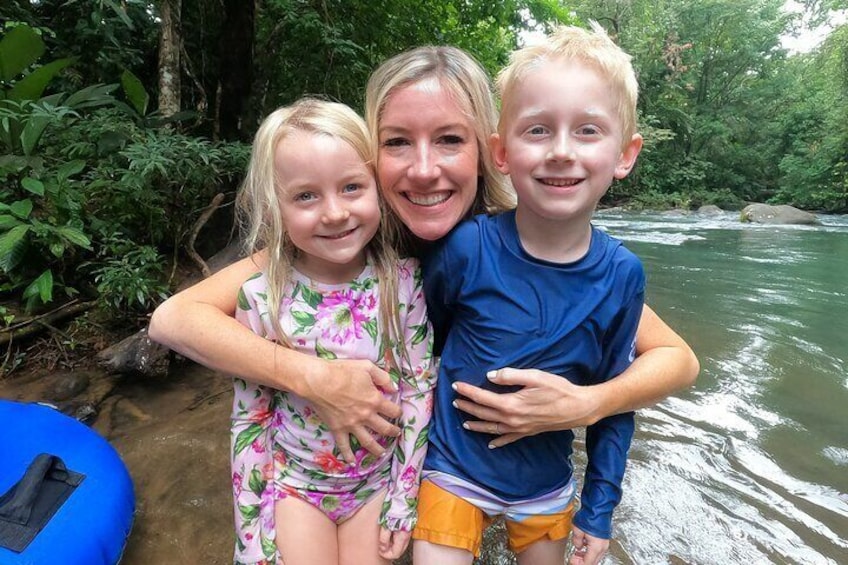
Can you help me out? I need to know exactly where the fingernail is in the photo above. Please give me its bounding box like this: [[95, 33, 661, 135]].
[[451, 382, 458, 391], [488, 443, 496, 449], [486, 370, 496, 380], [452, 400, 459, 409], [462, 422, 470, 430]]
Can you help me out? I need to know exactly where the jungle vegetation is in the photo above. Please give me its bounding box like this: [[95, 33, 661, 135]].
[[0, 0, 846, 328]]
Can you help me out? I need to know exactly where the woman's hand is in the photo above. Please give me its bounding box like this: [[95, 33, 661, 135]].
[[452, 367, 603, 448], [378, 527, 411, 560], [301, 358, 402, 463]]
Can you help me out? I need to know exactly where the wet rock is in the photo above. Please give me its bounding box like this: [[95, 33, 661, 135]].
[[698, 204, 723, 215], [740, 203, 818, 225], [97, 327, 170, 378], [46, 371, 91, 401]]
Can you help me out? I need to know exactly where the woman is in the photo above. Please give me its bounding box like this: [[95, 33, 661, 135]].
[[149, 44, 698, 563]]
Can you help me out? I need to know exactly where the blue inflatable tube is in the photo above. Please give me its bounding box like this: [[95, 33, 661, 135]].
[[0, 400, 135, 565]]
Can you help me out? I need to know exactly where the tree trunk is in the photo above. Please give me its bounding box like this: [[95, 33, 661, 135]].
[[158, 0, 182, 117], [216, 0, 255, 140]]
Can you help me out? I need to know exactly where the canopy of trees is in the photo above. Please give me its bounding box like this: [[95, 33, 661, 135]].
[[1, 0, 846, 317]]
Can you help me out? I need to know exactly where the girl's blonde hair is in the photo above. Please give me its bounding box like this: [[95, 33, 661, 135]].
[[496, 22, 639, 148], [365, 45, 516, 244], [237, 98, 407, 370]]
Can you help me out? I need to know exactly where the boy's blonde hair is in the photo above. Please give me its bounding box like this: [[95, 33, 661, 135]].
[[237, 98, 406, 369], [365, 45, 516, 239], [496, 22, 639, 148]]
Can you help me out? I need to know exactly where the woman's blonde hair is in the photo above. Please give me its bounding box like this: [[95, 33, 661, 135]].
[[496, 22, 639, 148], [365, 45, 516, 241], [237, 97, 407, 369]]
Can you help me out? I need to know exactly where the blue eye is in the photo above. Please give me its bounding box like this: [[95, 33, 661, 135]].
[[342, 183, 360, 193], [294, 192, 316, 202], [528, 126, 547, 135], [577, 125, 600, 136]]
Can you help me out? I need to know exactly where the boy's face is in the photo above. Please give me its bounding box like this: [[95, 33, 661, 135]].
[[491, 59, 642, 225]]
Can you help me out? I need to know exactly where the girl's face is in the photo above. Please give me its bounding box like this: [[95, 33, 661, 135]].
[[376, 77, 480, 241], [275, 130, 380, 284]]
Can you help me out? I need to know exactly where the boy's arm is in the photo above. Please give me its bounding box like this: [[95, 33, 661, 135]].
[[382, 262, 437, 530], [148, 252, 401, 462], [574, 288, 644, 538]]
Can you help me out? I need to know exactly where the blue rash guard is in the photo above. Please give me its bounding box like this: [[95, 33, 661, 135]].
[[422, 211, 645, 539]]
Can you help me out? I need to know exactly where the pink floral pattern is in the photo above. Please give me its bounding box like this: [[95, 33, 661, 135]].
[[230, 261, 434, 564]]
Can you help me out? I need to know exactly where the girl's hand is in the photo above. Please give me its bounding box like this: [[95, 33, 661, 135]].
[[569, 526, 609, 565], [378, 527, 411, 560], [303, 359, 401, 464], [452, 367, 602, 448]]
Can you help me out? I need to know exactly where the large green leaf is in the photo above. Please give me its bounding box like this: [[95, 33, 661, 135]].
[[8, 58, 76, 102], [23, 269, 53, 304], [20, 114, 51, 156], [63, 83, 118, 110], [55, 226, 92, 249], [0, 215, 22, 230], [121, 70, 149, 116], [21, 177, 45, 196], [0, 224, 29, 272], [9, 199, 33, 219], [0, 26, 45, 82]]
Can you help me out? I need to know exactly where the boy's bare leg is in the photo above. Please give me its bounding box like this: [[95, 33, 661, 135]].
[[413, 539, 474, 565], [516, 537, 568, 565]]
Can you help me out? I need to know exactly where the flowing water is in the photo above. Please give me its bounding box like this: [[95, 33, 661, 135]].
[[588, 210, 848, 564]]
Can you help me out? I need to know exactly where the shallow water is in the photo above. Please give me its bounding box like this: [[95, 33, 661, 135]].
[[591, 210, 848, 564]]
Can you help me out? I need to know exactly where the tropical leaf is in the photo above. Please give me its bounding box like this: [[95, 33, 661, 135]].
[[0, 224, 29, 272], [0, 25, 45, 82], [9, 199, 33, 219], [121, 70, 149, 116], [22, 269, 53, 304], [8, 58, 76, 102], [21, 177, 44, 196], [55, 225, 91, 248]]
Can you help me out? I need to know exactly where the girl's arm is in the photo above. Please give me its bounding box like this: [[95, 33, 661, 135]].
[[148, 252, 401, 462], [381, 262, 436, 532], [452, 305, 699, 447]]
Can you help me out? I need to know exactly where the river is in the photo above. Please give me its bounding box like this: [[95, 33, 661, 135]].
[[588, 210, 848, 564]]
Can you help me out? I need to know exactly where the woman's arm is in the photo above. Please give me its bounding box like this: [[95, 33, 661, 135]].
[[148, 253, 401, 461], [452, 305, 699, 448]]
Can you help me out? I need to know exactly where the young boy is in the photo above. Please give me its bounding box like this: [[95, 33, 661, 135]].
[[412, 24, 645, 565]]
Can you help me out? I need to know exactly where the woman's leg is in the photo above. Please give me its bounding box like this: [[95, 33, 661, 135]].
[[337, 493, 391, 565], [275, 495, 338, 564]]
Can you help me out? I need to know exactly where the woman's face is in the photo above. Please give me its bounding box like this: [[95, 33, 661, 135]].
[[376, 77, 480, 241]]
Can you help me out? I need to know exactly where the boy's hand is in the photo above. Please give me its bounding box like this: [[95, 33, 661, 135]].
[[378, 527, 411, 559], [569, 526, 608, 565]]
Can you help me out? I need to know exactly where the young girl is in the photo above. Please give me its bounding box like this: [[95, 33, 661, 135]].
[[230, 98, 435, 565]]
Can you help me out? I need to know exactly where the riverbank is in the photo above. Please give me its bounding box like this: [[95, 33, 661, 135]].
[[1, 361, 234, 564]]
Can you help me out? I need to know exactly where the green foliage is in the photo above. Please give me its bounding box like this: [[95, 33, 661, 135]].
[[0, 23, 248, 315], [88, 233, 169, 314]]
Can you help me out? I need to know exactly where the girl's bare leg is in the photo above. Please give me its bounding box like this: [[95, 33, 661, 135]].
[[337, 493, 391, 565], [275, 495, 338, 564]]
